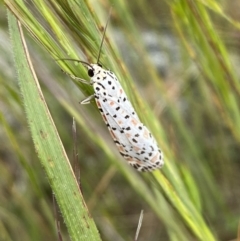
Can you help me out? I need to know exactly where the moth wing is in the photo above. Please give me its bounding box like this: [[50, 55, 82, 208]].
[[102, 73, 140, 122], [98, 96, 163, 171]]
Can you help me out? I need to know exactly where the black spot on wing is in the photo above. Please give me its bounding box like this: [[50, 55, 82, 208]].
[[132, 138, 138, 143], [114, 140, 120, 145], [98, 83, 105, 89]]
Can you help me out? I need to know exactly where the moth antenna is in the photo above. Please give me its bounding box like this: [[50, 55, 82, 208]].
[[56, 58, 93, 69], [96, 7, 112, 64]]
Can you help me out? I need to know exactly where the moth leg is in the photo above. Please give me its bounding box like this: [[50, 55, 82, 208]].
[[61, 69, 93, 85], [81, 95, 95, 104]]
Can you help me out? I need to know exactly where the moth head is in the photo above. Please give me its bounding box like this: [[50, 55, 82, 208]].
[[87, 67, 94, 77], [87, 63, 103, 78]]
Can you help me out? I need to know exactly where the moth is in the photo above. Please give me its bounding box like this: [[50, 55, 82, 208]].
[[61, 12, 164, 172]]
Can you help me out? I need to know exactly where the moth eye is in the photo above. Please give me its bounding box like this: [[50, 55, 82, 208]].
[[88, 69, 94, 77]]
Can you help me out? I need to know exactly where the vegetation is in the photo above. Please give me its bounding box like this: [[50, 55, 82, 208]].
[[1, 0, 240, 240]]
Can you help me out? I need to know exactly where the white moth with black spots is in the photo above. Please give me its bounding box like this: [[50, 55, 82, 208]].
[[63, 62, 164, 172], [89, 64, 163, 171], [61, 11, 164, 171]]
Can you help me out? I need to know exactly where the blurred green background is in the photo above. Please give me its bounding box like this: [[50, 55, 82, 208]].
[[1, 0, 240, 240]]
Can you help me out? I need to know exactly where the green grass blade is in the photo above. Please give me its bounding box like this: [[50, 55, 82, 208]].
[[8, 11, 101, 241]]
